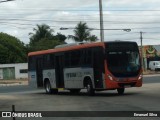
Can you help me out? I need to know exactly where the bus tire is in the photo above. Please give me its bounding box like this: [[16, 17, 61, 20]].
[[117, 88, 125, 95], [45, 80, 52, 94], [86, 81, 95, 96]]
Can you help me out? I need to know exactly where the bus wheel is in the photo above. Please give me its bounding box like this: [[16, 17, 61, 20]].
[[117, 88, 125, 95], [86, 82, 95, 96], [70, 89, 81, 94], [45, 81, 52, 94]]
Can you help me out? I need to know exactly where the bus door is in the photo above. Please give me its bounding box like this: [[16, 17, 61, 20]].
[[55, 54, 64, 88], [93, 47, 104, 89], [36, 57, 43, 87]]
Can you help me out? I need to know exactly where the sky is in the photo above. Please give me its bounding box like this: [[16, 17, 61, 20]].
[[0, 0, 160, 45]]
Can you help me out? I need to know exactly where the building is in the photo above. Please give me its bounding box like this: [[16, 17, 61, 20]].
[[0, 63, 28, 80], [140, 45, 160, 69]]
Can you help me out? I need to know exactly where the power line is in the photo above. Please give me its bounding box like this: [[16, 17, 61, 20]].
[[1, 8, 160, 11], [1, 18, 160, 24], [143, 38, 160, 40], [105, 32, 138, 36], [1, 20, 160, 32], [0, 21, 35, 26], [2, 13, 160, 17], [2, 19, 160, 24], [132, 27, 160, 30], [2, 22, 160, 31], [145, 32, 160, 34]]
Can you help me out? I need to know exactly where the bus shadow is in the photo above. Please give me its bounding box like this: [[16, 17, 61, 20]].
[[33, 91, 140, 97]]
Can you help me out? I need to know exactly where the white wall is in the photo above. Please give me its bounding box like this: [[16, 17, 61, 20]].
[[0, 63, 28, 79], [0, 69, 3, 79], [15, 63, 28, 79]]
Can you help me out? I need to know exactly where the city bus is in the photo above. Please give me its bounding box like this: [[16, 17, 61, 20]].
[[28, 41, 142, 95]]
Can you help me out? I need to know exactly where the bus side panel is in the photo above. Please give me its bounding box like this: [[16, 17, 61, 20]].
[[43, 69, 56, 88], [63, 67, 94, 89], [28, 71, 37, 88]]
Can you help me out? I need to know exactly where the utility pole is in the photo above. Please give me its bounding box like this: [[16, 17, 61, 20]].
[[140, 31, 146, 71], [99, 0, 104, 42]]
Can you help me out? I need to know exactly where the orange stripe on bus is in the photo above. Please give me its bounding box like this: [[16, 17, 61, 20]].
[[28, 42, 105, 56]]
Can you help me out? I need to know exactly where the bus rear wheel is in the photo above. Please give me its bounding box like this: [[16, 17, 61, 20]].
[[45, 81, 58, 94], [117, 88, 125, 95], [45, 81, 52, 94]]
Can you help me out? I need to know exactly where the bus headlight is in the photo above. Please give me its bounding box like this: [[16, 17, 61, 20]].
[[138, 74, 143, 80], [108, 75, 113, 81]]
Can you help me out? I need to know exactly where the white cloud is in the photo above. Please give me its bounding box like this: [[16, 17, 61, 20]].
[[0, 0, 160, 45]]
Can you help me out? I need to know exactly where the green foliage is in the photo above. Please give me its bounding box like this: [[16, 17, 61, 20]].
[[28, 38, 62, 51], [54, 33, 67, 43], [28, 24, 66, 52], [0, 32, 27, 64], [88, 35, 99, 42], [29, 24, 54, 45], [0, 44, 8, 63], [68, 21, 98, 42]]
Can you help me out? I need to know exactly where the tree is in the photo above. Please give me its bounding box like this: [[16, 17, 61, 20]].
[[54, 33, 67, 43], [68, 21, 98, 42], [28, 38, 62, 51], [28, 24, 67, 52], [68, 22, 91, 42], [88, 35, 99, 42], [29, 24, 54, 45], [0, 32, 27, 64]]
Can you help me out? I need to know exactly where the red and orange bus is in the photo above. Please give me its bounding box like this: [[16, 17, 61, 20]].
[[28, 41, 142, 95]]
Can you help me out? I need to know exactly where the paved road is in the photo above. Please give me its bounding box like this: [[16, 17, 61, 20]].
[[0, 74, 159, 93], [0, 75, 160, 120], [143, 74, 160, 84]]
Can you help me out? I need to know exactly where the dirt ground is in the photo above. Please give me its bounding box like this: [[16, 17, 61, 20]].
[[0, 79, 28, 86], [143, 70, 160, 75]]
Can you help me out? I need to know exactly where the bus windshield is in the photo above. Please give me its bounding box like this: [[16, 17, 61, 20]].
[[106, 42, 140, 77]]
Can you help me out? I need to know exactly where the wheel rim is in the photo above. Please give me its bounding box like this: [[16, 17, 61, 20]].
[[46, 82, 50, 93], [87, 84, 91, 92]]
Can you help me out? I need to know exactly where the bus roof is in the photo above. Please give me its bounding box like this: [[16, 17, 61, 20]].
[[28, 41, 137, 57], [28, 42, 104, 57]]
